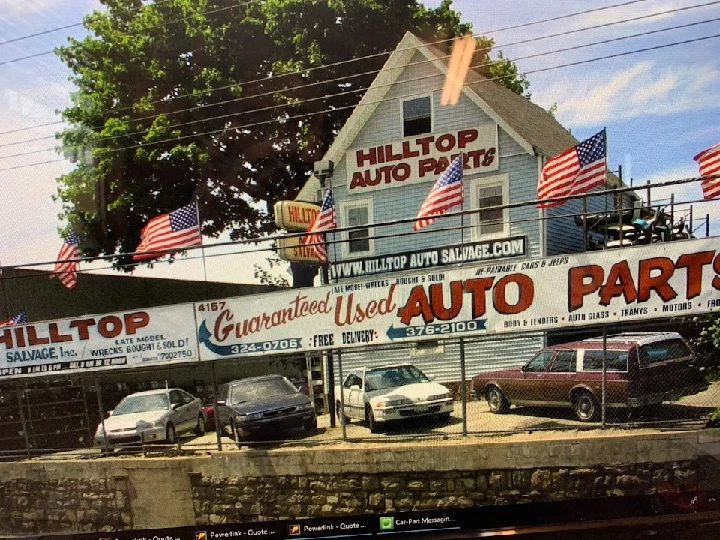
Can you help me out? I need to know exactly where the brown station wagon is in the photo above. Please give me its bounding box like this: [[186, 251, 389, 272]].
[[472, 332, 708, 422]]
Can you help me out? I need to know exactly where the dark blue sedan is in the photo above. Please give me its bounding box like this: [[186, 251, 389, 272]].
[[215, 375, 317, 442]]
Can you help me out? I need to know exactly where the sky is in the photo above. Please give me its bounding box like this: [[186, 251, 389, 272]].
[[0, 0, 718, 287]]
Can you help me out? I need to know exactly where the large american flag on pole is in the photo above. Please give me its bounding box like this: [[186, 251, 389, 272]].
[[51, 231, 81, 289], [302, 188, 336, 262], [413, 155, 464, 231], [538, 130, 607, 208], [0, 311, 27, 328], [694, 143, 720, 200], [133, 202, 202, 261]]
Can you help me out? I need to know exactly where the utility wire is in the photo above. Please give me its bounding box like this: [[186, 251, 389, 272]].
[[0, 0, 177, 47], [0, 174, 715, 277], [2, 0, 716, 151], [1, 28, 718, 167], [0, 0, 662, 136]]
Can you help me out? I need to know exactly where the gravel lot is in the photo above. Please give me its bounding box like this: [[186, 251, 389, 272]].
[[178, 381, 719, 450]]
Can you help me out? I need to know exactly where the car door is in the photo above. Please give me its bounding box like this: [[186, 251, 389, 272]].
[[543, 350, 578, 405], [168, 390, 191, 431], [514, 350, 555, 403], [342, 373, 364, 419], [180, 390, 200, 429]]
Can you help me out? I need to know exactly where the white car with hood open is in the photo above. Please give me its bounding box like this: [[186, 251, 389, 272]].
[[335, 364, 454, 432]]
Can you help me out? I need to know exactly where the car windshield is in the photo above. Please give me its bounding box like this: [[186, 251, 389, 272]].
[[112, 394, 169, 415], [230, 378, 297, 404], [365, 366, 429, 391]]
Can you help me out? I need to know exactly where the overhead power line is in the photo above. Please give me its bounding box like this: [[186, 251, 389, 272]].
[[0, 0, 663, 137], [1, 0, 716, 151], [1, 21, 718, 164], [1, 31, 718, 173], [0, 174, 715, 278]]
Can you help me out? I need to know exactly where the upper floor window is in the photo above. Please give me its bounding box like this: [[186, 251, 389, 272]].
[[341, 199, 374, 256], [470, 173, 509, 239], [403, 96, 432, 137]]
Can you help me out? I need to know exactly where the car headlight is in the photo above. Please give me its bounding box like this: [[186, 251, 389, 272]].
[[429, 393, 451, 401], [136, 420, 152, 430], [375, 397, 412, 408], [238, 413, 263, 422], [95, 425, 104, 437], [298, 402, 313, 411]]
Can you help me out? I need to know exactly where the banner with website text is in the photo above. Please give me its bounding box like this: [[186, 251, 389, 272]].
[[196, 237, 720, 360], [0, 305, 199, 379]]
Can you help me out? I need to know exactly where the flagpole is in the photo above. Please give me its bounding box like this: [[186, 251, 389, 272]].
[[194, 198, 209, 298]]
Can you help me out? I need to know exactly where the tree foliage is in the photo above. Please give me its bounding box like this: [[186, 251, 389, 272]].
[[56, 0, 528, 268]]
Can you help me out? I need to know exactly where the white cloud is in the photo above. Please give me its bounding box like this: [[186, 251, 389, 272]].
[[537, 60, 720, 127], [0, 0, 69, 18]]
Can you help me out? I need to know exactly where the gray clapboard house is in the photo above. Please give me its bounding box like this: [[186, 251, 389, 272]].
[[295, 32, 633, 382]]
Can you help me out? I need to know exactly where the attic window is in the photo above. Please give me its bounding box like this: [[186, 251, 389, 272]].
[[403, 96, 432, 137]]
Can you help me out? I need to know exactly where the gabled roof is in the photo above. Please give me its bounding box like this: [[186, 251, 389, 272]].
[[297, 31, 618, 201]]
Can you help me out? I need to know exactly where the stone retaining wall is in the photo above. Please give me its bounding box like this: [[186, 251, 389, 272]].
[[0, 429, 716, 536]]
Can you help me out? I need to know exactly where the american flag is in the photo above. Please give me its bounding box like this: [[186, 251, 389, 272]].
[[51, 231, 81, 289], [413, 155, 464, 231], [0, 311, 27, 328], [133, 202, 202, 261], [302, 188, 336, 262], [538, 130, 607, 208], [694, 143, 720, 200]]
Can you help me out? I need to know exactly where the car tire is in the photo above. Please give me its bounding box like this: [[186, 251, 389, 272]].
[[365, 405, 379, 434], [304, 417, 318, 432], [195, 414, 206, 436], [486, 386, 510, 414], [573, 391, 599, 422], [336, 401, 350, 425], [166, 422, 177, 444]]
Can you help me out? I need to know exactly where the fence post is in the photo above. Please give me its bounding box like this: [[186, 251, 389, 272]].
[[460, 337, 467, 437], [16, 384, 30, 457], [326, 351, 336, 428], [95, 377, 109, 453], [211, 360, 222, 452], [601, 329, 607, 429], [337, 349, 347, 441], [706, 214, 710, 237]]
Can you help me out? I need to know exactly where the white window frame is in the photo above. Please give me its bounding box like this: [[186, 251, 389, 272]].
[[339, 198, 374, 258], [469, 173, 510, 241], [401, 94, 434, 138]]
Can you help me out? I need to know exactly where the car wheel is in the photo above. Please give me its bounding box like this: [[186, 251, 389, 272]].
[[195, 414, 206, 436], [336, 401, 350, 425], [165, 423, 177, 444], [573, 391, 599, 422], [486, 386, 510, 414], [304, 417, 318, 432], [365, 405, 379, 434]]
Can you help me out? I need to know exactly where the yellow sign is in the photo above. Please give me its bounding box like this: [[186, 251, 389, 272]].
[[274, 201, 320, 231], [276, 235, 324, 263]]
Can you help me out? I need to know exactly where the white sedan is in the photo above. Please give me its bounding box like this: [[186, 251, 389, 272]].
[[334, 364, 454, 432], [94, 388, 206, 448]]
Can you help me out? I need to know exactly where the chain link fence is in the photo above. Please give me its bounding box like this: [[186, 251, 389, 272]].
[[0, 314, 716, 461]]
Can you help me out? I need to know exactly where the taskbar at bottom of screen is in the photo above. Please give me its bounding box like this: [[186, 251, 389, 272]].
[[4, 491, 720, 540]]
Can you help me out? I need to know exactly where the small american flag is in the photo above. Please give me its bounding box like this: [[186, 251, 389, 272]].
[[51, 231, 81, 289], [694, 143, 720, 200], [302, 189, 336, 262], [538, 130, 607, 208], [413, 155, 463, 231], [133, 202, 202, 261], [0, 311, 27, 328]]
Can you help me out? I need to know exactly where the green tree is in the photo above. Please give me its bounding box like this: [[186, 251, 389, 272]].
[[56, 0, 528, 268]]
